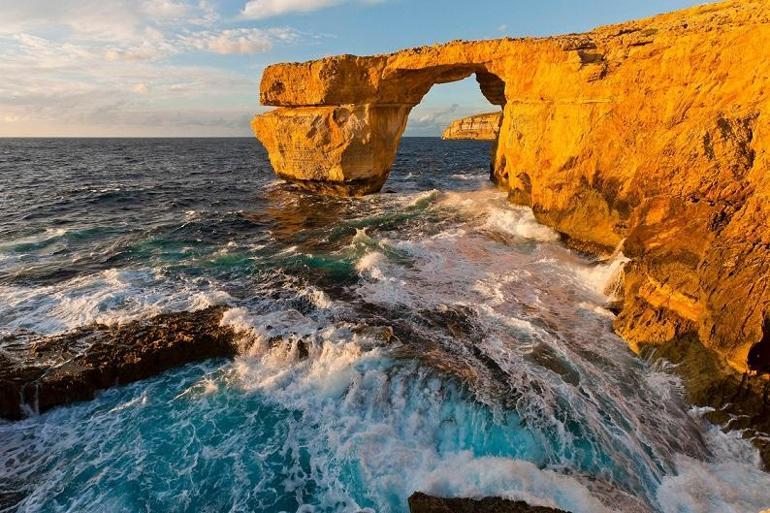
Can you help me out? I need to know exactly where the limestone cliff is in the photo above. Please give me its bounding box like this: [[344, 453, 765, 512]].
[[442, 112, 502, 140], [252, 0, 770, 377]]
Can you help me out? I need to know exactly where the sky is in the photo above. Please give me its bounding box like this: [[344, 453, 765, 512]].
[[0, 0, 710, 137]]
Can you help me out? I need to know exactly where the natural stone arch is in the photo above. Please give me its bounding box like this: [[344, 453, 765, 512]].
[[252, 50, 513, 195], [252, 1, 770, 379]]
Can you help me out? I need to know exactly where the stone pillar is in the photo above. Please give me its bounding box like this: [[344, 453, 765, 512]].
[[252, 104, 411, 196]]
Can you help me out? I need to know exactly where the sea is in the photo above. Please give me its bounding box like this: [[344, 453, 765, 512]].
[[0, 138, 768, 513]]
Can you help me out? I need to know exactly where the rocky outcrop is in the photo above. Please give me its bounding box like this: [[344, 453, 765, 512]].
[[0, 307, 237, 419], [408, 493, 568, 513], [642, 334, 770, 468], [442, 112, 502, 140], [252, 0, 770, 376]]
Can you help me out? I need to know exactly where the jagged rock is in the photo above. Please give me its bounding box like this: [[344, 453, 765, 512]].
[[408, 493, 568, 513], [0, 307, 237, 419], [642, 334, 770, 469], [442, 112, 502, 140], [252, 0, 770, 376]]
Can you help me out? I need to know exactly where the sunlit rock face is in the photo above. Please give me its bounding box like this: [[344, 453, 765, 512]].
[[252, 105, 410, 195], [252, 0, 770, 375], [442, 112, 502, 141]]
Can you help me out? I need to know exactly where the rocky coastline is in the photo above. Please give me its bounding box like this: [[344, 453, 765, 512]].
[[2, 1, 769, 510], [442, 112, 502, 141], [251, 0, 770, 394], [0, 306, 237, 420]]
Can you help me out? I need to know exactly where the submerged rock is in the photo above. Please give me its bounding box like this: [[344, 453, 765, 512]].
[[0, 306, 236, 420], [408, 492, 568, 513]]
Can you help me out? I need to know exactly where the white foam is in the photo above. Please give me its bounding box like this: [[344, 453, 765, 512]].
[[222, 310, 622, 513], [0, 268, 232, 334], [436, 189, 559, 242], [0, 227, 69, 250], [450, 173, 485, 181], [416, 454, 616, 513], [406, 189, 440, 207], [576, 301, 616, 318], [356, 251, 386, 279], [483, 207, 560, 242], [573, 251, 630, 298], [657, 454, 770, 513]]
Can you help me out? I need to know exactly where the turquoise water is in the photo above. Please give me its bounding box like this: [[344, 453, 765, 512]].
[[1, 139, 769, 513]]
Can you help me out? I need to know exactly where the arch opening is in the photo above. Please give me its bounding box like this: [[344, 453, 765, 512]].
[[382, 70, 506, 192]]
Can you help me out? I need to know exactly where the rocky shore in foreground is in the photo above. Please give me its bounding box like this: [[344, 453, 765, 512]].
[[0, 309, 574, 513], [1, 302, 770, 511], [408, 493, 568, 513], [0, 306, 237, 419]]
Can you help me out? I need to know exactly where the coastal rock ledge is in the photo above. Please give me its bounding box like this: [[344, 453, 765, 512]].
[[252, 0, 770, 377], [442, 112, 502, 141]]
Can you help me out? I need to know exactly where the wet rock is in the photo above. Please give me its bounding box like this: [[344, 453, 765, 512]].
[[0, 306, 237, 420], [408, 492, 569, 513], [642, 333, 770, 469]]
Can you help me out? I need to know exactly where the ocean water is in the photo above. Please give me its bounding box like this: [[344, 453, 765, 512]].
[[0, 138, 768, 513]]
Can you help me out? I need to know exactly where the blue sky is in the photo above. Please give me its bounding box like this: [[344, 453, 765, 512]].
[[0, 0, 709, 137]]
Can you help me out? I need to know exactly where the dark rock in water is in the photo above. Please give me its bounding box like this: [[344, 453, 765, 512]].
[[641, 333, 770, 469], [0, 306, 237, 420], [408, 492, 569, 513]]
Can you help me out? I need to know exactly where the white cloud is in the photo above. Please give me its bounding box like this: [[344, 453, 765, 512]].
[[181, 28, 300, 55], [0, 0, 308, 136], [0, 1, 146, 41], [132, 83, 151, 94], [241, 0, 382, 20], [140, 0, 190, 19]]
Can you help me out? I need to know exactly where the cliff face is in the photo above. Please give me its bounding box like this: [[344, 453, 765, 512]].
[[442, 112, 502, 140], [252, 0, 770, 375]]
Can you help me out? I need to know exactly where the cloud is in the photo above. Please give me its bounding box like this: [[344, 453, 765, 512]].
[[140, 0, 190, 19], [0, 1, 146, 41], [0, 0, 308, 136], [181, 28, 301, 55], [0, 0, 337, 136], [241, 0, 382, 20], [132, 83, 151, 94]]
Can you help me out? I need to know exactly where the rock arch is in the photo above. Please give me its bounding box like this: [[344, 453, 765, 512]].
[[252, 53, 512, 195], [252, 0, 770, 376]]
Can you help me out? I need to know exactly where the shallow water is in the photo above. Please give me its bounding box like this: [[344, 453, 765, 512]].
[[0, 138, 768, 513]]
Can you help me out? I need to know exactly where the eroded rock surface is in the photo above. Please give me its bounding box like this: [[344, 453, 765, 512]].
[[0, 307, 236, 419], [408, 493, 568, 513], [442, 112, 502, 140], [252, 0, 770, 376]]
